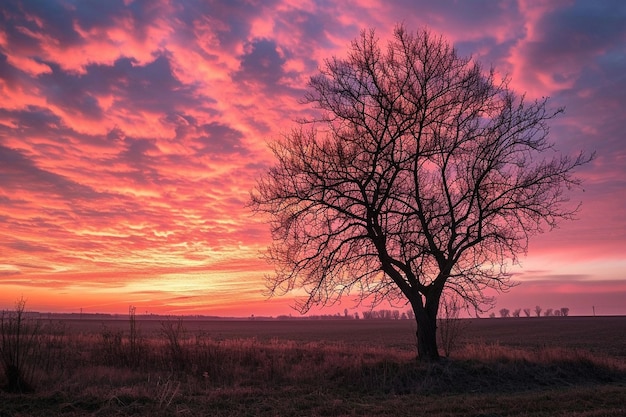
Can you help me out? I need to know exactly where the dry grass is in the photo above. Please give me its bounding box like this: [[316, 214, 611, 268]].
[[1, 317, 625, 416]]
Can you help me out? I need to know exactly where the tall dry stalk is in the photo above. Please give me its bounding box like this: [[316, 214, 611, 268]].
[[128, 305, 141, 366]]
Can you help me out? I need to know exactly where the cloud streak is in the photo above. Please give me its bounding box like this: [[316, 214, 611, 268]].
[[1, 0, 624, 316]]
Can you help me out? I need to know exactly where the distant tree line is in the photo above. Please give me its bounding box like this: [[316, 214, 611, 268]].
[[361, 309, 414, 320], [278, 305, 572, 320], [492, 306, 570, 318]]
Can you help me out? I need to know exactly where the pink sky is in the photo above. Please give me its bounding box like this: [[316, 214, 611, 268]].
[[1, 1, 624, 317]]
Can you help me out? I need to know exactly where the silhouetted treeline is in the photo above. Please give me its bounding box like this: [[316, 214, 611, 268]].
[[273, 309, 416, 320], [492, 307, 570, 318]]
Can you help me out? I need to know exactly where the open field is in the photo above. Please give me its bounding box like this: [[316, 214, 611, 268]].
[[1, 315, 625, 416], [63, 315, 626, 352]]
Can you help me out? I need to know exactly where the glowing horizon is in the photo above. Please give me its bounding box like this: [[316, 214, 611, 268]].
[[1, 1, 625, 317]]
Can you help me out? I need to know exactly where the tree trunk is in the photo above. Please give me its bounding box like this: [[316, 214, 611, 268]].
[[410, 282, 446, 361], [414, 308, 439, 361], [409, 290, 441, 361]]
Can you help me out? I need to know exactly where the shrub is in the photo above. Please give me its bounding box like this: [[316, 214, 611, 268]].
[[97, 306, 146, 368], [0, 298, 42, 392], [160, 317, 188, 371], [437, 293, 467, 357]]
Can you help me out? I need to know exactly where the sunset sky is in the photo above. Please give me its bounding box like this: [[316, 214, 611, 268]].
[[1, 0, 624, 317]]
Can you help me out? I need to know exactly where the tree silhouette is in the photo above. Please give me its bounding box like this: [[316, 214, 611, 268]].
[[251, 25, 591, 360]]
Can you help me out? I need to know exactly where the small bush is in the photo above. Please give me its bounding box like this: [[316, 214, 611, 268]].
[[0, 298, 43, 392], [160, 317, 188, 371], [437, 293, 468, 357], [99, 324, 125, 365]]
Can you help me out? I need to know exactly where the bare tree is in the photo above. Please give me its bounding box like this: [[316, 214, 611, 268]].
[[512, 308, 521, 318], [535, 306, 543, 317], [523, 308, 531, 317], [560, 307, 570, 317], [251, 25, 591, 361], [499, 308, 511, 318], [545, 308, 554, 317]]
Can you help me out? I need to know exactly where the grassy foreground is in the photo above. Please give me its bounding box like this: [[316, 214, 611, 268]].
[[1, 317, 625, 416]]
